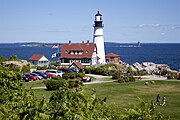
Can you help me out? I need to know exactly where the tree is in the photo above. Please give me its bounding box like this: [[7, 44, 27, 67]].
[[9, 55, 18, 60]]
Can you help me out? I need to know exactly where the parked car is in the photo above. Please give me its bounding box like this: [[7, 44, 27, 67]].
[[32, 71, 48, 79], [60, 68, 76, 73], [45, 70, 63, 77], [30, 73, 43, 80], [81, 76, 92, 82], [22, 73, 38, 81]]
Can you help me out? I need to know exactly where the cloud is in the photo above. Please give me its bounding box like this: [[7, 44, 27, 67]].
[[134, 24, 180, 30], [171, 25, 180, 30], [46, 30, 71, 33], [47, 12, 53, 16], [161, 32, 165, 35]]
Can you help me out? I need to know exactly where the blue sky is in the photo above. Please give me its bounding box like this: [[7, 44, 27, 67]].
[[0, 0, 179, 43]]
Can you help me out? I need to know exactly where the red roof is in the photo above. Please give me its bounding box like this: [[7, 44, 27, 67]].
[[105, 53, 120, 58], [60, 43, 96, 59], [73, 62, 83, 69], [29, 54, 44, 61]]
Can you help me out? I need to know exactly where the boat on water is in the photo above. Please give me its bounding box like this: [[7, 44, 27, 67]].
[[137, 41, 141, 47]]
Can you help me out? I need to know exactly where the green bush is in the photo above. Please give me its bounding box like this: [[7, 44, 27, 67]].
[[62, 73, 69, 80], [167, 72, 178, 79], [118, 76, 136, 83], [44, 79, 82, 90], [68, 73, 76, 79], [128, 76, 136, 82], [118, 78, 125, 83], [9, 55, 18, 60], [112, 71, 121, 79], [134, 70, 148, 76], [68, 80, 82, 88], [21, 64, 30, 74], [37, 66, 47, 70], [43, 80, 66, 90], [76, 73, 85, 78], [121, 98, 167, 120], [124, 76, 129, 82]]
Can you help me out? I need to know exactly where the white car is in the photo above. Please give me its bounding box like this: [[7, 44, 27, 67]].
[[30, 73, 43, 80], [45, 70, 63, 77]]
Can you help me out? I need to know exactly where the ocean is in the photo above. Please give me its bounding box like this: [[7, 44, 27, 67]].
[[0, 43, 179, 70]]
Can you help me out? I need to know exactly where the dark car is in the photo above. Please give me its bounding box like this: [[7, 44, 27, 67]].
[[32, 71, 48, 79], [22, 73, 38, 82], [60, 68, 76, 73]]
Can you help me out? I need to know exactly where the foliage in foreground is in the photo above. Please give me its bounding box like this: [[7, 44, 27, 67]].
[[0, 66, 167, 120], [121, 98, 167, 120]]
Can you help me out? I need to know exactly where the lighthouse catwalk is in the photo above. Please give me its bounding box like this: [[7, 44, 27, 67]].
[[93, 11, 106, 64]]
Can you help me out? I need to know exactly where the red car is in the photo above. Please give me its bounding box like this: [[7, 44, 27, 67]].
[[45, 70, 63, 77], [23, 73, 38, 81]]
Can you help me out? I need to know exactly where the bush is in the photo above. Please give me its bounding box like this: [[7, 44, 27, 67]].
[[76, 73, 85, 78], [21, 64, 30, 74], [37, 66, 47, 70], [128, 76, 136, 82], [44, 80, 66, 90], [117, 76, 136, 83], [68, 80, 82, 88], [44, 79, 83, 90], [112, 71, 121, 79], [167, 72, 178, 79], [121, 98, 167, 120], [118, 78, 125, 83], [62, 73, 69, 80]]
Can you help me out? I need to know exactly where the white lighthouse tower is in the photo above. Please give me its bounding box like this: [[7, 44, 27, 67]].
[[93, 11, 105, 64]]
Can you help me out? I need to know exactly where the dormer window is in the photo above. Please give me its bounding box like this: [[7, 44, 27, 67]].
[[65, 50, 68, 53], [86, 50, 89, 53]]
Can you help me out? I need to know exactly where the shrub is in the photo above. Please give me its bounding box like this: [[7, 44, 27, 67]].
[[62, 73, 69, 80], [128, 76, 136, 82], [9, 55, 18, 60], [117, 76, 136, 83], [118, 78, 125, 83], [68, 80, 82, 88], [37, 66, 47, 70], [112, 71, 121, 79], [167, 72, 178, 79], [76, 73, 85, 78], [121, 98, 166, 120], [21, 64, 30, 74], [43, 80, 66, 90], [44, 79, 83, 90], [68, 73, 76, 79]]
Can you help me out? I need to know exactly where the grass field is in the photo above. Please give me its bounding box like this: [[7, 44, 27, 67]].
[[24, 80, 180, 120]]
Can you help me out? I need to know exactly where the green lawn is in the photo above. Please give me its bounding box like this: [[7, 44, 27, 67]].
[[24, 80, 180, 120]]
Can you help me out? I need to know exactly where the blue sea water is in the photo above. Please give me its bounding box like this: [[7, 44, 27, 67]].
[[0, 43, 179, 70]]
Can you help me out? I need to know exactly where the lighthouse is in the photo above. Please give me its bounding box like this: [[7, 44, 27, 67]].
[[93, 11, 105, 64]]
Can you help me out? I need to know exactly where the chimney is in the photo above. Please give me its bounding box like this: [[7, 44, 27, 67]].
[[87, 40, 90, 45], [82, 40, 84, 44], [69, 40, 71, 45]]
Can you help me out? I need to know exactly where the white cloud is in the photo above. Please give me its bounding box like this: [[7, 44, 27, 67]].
[[161, 32, 165, 35], [134, 24, 180, 30]]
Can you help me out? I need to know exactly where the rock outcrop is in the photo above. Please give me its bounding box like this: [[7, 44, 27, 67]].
[[130, 62, 172, 74], [2, 60, 29, 69]]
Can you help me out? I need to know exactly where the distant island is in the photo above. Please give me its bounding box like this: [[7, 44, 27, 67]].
[[19, 42, 61, 47]]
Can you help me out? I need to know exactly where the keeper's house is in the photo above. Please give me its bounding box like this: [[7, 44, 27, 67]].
[[60, 41, 98, 67], [28, 54, 49, 67], [105, 53, 120, 64]]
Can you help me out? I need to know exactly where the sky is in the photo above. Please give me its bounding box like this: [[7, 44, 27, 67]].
[[0, 0, 179, 43]]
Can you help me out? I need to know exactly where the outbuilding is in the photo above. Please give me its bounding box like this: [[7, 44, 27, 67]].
[[29, 54, 49, 67]]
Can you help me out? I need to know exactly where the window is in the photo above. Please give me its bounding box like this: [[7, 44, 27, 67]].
[[82, 59, 89, 63]]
